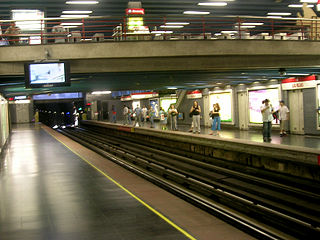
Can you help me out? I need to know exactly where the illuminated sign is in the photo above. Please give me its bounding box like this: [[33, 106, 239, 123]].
[[160, 98, 177, 111], [131, 92, 158, 100], [248, 88, 279, 124], [187, 90, 202, 99], [121, 96, 132, 101], [126, 8, 145, 15], [209, 92, 232, 122]]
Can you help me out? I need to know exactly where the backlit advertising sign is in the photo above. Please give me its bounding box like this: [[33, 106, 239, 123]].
[[160, 98, 177, 112], [248, 88, 279, 124], [209, 91, 232, 122]]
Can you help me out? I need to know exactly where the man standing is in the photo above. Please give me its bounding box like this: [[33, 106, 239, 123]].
[[123, 105, 129, 125], [133, 105, 142, 127], [260, 99, 273, 142], [278, 100, 290, 137]]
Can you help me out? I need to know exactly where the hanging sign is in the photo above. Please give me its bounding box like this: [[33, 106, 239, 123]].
[[281, 75, 317, 90], [126, 8, 145, 15], [187, 90, 202, 99]]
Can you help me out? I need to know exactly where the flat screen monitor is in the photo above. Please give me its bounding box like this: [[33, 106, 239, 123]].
[[25, 62, 70, 88]]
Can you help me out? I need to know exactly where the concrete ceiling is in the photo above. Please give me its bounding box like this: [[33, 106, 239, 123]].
[[1, 0, 319, 97], [0, 0, 310, 19]]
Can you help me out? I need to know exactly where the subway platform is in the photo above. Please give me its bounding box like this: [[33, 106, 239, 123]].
[[0, 124, 254, 240], [104, 119, 320, 150]]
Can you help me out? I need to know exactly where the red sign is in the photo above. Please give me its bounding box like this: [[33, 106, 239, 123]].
[[126, 8, 145, 15], [187, 90, 202, 99]]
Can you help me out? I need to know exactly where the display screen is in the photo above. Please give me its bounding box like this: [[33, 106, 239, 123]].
[[160, 98, 177, 112], [25, 62, 70, 88], [209, 92, 232, 122], [248, 88, 279, 124]]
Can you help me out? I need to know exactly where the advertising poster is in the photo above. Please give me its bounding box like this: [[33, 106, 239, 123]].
[[318, 86, 320, 127], [149, 99, 159, 117], [160, 98, 177, 112], [132, 100, 140, 110], [209, 92, 232, 122], [248, 88, 279, 124]]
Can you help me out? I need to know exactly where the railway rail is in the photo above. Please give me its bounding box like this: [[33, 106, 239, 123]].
[[57, 127, 320, 240]]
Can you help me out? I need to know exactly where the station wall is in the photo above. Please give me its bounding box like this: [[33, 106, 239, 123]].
[[86, 80, 320, 135], [0, 94, 10, 155]]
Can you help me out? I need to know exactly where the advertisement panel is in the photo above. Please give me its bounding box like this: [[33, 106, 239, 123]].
[[160, 98, 177, 112], [248, 88, 279, 124], [149, 98, 159, 117], [209, 92, 232, 122]]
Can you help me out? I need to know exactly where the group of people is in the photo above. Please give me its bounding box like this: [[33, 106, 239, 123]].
[[123, 105, 156, 128], [121, 99, 289, 142], [261, 99, 290, 142]]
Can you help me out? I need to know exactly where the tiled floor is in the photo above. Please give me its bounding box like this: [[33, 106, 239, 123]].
[[107, 120, 320, 150], [0, 124, 191, 240]]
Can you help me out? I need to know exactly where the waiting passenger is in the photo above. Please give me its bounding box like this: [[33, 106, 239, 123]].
[[159, 107, 167, 130], [141, 106, 148, 126], [168, 104, 178, 131], [148, 106, 155, 128], [5, 23, 20, 45], [123, 105, 129, 125], [111, 105, 116, 123], [209, 103, 221, 135], [190, 101, 201, 134], [133, 105, 142, 127], [260, 99, 274, 142], [278, 100, 290, 137]]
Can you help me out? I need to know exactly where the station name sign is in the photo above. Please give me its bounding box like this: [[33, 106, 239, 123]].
[[187, 90, 202, 99], [281, 75, 317, 90], [126, 8, 145, 15]]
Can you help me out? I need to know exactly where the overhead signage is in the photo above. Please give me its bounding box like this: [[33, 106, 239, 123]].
[[282, 75, 317, 90], [126, 8, 145, 15], [187, 90, 202, 99], [131, 92, 158, 100], [121, 96, 132, 101], [121, 92, 158, 101]]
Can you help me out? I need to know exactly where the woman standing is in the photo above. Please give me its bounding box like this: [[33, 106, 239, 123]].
[[190, 101, 201, 134], [168, 104, 178, 131], [159, 107, 167, 130], [210, 103, 221, 135]]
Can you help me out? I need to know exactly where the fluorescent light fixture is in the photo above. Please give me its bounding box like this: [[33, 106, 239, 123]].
[[289, 4, 314, 8], [183, 11, 210, 15], [241, 22, 264, 26], [66, 1, 99, 4], [165, 22, 190, 25], [151, 30, 173, 34], [198, 2, 228, 6], [61, 22, 83, 25], [91, 91, 111, 95], [62, 10, 93, 14], [267, 12, 292, 16], [239, 26, 256, 29], [63, 26, 80, 28], [167, 87, 177, 90], [160, 25, 184, 28], [300, 0, 317, 2], [60, 14, 89, 18], [221, 31, 237, 34], [267, 16, 283, 19], [288, 73, 310, 76]]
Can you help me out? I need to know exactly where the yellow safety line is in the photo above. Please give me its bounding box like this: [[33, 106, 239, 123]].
[[45, 128, 197, 240]]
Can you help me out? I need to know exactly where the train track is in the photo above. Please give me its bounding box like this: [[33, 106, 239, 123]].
[[57, 127, 320, 240]]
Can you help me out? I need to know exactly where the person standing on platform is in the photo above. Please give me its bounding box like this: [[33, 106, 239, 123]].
[[159, 107, 167, 130], [111, 105, 116, 123], [141, 106, 148, 126], [148, 106, 155, 128], [168, 104, 178, 131], [278, 100, 290, 137], [209, 103, 221, 135], [123, 105, 129, 125], [133, 105, 142, 127], [260, 99, 274, 142], [5, 23, 20, 45], [190, 101, 201, 134]]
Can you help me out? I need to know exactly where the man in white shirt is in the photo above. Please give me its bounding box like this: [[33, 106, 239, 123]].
[[278, 100, 290, 137], [260, 99, 273, 142], [123, 105, 129, 125]]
